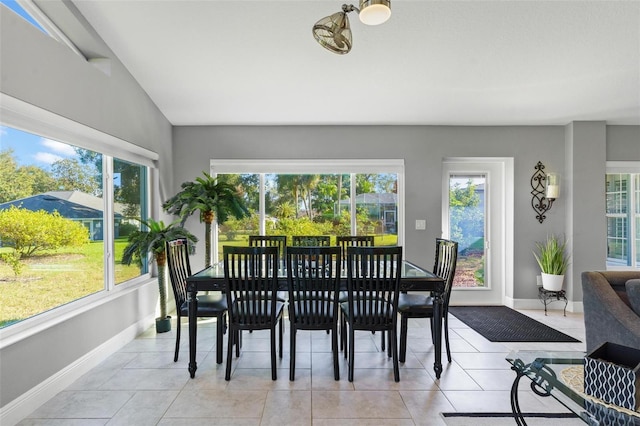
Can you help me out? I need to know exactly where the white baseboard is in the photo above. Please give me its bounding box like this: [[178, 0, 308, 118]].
[[0, 314, 154, 426], [504, 296, 583, 313]]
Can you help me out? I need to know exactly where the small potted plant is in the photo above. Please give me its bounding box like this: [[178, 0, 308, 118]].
[[122, 218, 197, 333], [533, 234, 570, 291]]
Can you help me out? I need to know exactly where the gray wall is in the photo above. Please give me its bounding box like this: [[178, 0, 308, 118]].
[[172, 124, 639, 302], [1, 0, 639, 414], [607, 126, 640, 161], [0, 9, 172, 408]]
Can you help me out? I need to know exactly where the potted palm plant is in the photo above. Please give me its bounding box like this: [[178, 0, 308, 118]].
[[533, 234, 570, 291], [163, 172, 249, 268], [122, 218, 197, 333]]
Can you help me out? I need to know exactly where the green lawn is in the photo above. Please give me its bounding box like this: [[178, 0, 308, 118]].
[[0, 239, 139, 327]]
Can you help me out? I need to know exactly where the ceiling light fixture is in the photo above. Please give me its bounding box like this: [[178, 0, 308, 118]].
[[312, 1, 391, 55], [358, 0, 391, 26]]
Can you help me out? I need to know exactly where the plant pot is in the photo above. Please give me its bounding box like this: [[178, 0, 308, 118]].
[[541, 273, 564, 291], [155, 316, 172, 333]]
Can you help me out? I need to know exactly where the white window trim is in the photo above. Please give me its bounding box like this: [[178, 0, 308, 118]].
[[607, 161, 640, 174], [0, 93, 159, 344], [210, 159, 405, 175], [606, 162, 640, 270], [0, 94, 158, 167], [0, 275, 154, 349]]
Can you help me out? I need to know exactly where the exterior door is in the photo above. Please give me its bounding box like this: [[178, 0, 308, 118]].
[[442, 158, 513, 305]]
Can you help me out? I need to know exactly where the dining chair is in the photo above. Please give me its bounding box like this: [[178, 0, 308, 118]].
[[248, 235, 288, 304], [223, 245, 285, 380], [341, 246, 402, 382], [248, 235, 287, 262], [398, 238, 458, 363], [336, 235, 375, 348], [292, 235, 331, 247], [286, 245, 342, 381], [166, 238, 228, 364], [336, 235, 374, 268]]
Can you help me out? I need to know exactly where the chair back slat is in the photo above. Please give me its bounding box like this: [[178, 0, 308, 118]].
[[166, 238, 192, 308], [346, 246, 402, 328], [292, 235, 331, 247], [223, 246, 279, 326], [286, 246, 341, 328], [433, 238, 458, 308]]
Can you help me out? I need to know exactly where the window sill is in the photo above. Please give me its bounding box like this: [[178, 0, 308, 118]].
[[0, 276, 156, 350]]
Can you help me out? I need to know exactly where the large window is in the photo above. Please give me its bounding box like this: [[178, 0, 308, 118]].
[[0, 103, 156, 328], [606, 164, 640, 269], [210, 160, 404, 264]]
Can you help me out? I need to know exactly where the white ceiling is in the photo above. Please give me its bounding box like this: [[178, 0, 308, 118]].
[[71, 0, 640, 126]]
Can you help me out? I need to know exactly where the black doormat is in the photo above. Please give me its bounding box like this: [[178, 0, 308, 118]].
[[448, 306, 580, 342]]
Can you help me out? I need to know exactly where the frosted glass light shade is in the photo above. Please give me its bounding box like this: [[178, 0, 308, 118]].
[[359, 0, 391, 25], [545, 173, 560, 199]]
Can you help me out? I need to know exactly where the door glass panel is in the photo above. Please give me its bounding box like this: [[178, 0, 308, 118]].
[[449, 174, 486, 288]]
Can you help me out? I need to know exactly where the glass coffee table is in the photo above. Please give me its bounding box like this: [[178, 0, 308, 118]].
[[506, 351, 640, 426]]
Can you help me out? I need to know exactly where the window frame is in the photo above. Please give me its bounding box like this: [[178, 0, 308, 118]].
[[606, 161, 640, 270], [210, 159, 405, 264], [0, 93, 159, 345]]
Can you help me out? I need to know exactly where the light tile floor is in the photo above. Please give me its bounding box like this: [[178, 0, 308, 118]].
[[18, 308, 586, 425]]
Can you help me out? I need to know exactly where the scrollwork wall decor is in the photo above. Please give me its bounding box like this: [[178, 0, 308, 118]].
[[531, 161, 556, 223]]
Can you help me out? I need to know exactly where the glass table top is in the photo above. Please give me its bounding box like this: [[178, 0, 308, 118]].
[[506, 350, 640, 425], [190, 259, 437, 280]]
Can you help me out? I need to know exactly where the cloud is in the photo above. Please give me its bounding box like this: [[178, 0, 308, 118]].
[[0, 127, 7, 136], [40, 138, 76, 156], [34, 152, 64, 164]]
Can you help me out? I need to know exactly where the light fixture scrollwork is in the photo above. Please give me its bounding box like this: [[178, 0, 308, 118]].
[[531, 161, 560, 223]]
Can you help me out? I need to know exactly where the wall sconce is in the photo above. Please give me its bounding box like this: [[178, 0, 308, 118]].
[[531, 161, 559, 223]]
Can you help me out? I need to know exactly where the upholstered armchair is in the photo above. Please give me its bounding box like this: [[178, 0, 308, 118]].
[[581, 271, 640, 352]]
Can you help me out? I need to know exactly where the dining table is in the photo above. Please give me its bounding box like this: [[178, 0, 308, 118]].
[[185, 259, 446, 379]]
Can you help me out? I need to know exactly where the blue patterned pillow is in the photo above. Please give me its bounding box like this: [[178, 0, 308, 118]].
[[625, 279, 640, 316]]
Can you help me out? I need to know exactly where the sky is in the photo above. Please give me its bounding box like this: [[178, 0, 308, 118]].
[[0, 126, 77, 168]]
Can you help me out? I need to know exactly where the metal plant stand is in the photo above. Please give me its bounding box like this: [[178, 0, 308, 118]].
[[538, 287, 568, 316]]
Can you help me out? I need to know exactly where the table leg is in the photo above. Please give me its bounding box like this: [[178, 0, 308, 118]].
[[432, 292, 443, 379], [188, 288, 198, 378], [509, 369, 529, 426]]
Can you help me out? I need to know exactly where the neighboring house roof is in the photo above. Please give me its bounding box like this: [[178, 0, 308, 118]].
[[0, 191, 123, 219], [44, 191, 127, 215]]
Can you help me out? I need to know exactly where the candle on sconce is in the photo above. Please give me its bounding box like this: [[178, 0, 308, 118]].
[[545, 173, 560, 199]]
